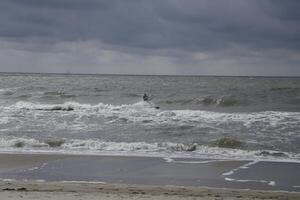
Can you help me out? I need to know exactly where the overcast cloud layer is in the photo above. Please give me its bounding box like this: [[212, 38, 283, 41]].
[[0, 0, 300, 76]]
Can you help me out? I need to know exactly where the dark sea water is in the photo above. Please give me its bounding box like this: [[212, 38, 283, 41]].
[[0, 73, 299, 161]]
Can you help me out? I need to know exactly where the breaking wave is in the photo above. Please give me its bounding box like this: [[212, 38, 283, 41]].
[[0, 137, 299, 162], [12, 101, 154, 112], [0, 101, 299, 162], [1, 101, 299, 134], [8, 100, 300, 119]]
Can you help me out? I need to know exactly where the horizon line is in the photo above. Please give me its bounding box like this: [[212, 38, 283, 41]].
[[0, 71, 299, 78]]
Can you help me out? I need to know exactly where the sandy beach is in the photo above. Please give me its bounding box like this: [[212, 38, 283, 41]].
[[1, 0, 300, 197], [1, 180, 300, 200], [0, 153, 299, 199]]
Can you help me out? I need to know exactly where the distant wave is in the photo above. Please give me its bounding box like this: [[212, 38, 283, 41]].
[[270, 86, 299, 91], [200, 96, 242, 107], [42, 91, 77, 98], [1, 101, 299, 127], [162, 99, 195, 105], [161, 96, 244, 107], [0, 88, 14, 96]]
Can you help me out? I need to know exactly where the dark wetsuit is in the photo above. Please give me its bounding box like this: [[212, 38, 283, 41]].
[[142, 93, 159, 109], [143, 94, 149, 101]]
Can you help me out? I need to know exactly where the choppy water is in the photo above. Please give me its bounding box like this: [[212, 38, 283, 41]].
[[0, 73, 299, 161]]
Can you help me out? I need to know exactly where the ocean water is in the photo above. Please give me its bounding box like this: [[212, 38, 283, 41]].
[[0, 73, 299, 162]]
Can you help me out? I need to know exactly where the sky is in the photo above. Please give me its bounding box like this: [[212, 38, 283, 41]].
[[0, 0, 300, 76]]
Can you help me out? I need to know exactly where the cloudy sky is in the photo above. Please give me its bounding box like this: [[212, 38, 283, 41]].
[[0, 0, 300, 76]]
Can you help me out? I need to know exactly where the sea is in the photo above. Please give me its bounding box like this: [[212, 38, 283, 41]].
[[0, 73, 299, 162]]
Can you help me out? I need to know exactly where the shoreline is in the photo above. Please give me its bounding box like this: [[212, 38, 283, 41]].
[[1, 149, 300, 164], [0, 153, 300, 199]]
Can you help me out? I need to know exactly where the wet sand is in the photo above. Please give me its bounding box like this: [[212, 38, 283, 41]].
[[0, 153, 75, 173], [0, 153, 300, 199]]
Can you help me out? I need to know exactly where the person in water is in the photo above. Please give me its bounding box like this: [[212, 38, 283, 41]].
[[143, 93, 149, 102], [142, 93, 159, 109]]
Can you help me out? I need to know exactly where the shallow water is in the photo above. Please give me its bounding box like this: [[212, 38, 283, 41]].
[[0, 73, 299, 161], [0, 155, 299, 191]]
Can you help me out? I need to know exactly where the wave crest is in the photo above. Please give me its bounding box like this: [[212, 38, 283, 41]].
[[2, 101, 299, 128], [200, 96, 242, 107], [0, 137, 299, 162]]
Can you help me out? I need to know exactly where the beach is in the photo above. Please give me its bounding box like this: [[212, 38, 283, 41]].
[[0, 153, 300, 199], [1, 180, 300, 200], [1, 0, 300, 197]]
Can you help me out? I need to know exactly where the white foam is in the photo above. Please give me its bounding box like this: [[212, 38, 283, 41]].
[[60, 181, 106, 184], [27, 166, 39, 171], [0, 101, 300, 162], [0, 88, 14, 95], [268, 181, 276, 186], [164, 157, 173, 163], [0, 137, 46, 148], [222, 171, 234, 176], [225, 177, 275, 186], [222, 160, 259, 176], [5, 101, 300, 127], [1, 101, 299, 139], [0, 116, 12, 125], [0, 137, 299, 163], [222, 161, 276, 187], [0, 178, 16, 182], [163, 157, 226, 164]]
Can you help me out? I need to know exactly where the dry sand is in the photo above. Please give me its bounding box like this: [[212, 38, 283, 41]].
[[1, 180, 300, 200]]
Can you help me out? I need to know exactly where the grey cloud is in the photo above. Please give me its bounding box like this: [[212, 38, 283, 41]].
[[7, 0, 114, 10], [261, 1, 300, 20], [0, 0, 299, 76], [1, 0, 300, 51]]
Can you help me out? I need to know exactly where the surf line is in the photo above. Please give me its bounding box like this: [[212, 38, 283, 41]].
[[222, 160, 258, 176], [224, 177, 276, 186], [164, 157, 227, 164], [222, 160, 276, 186]]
